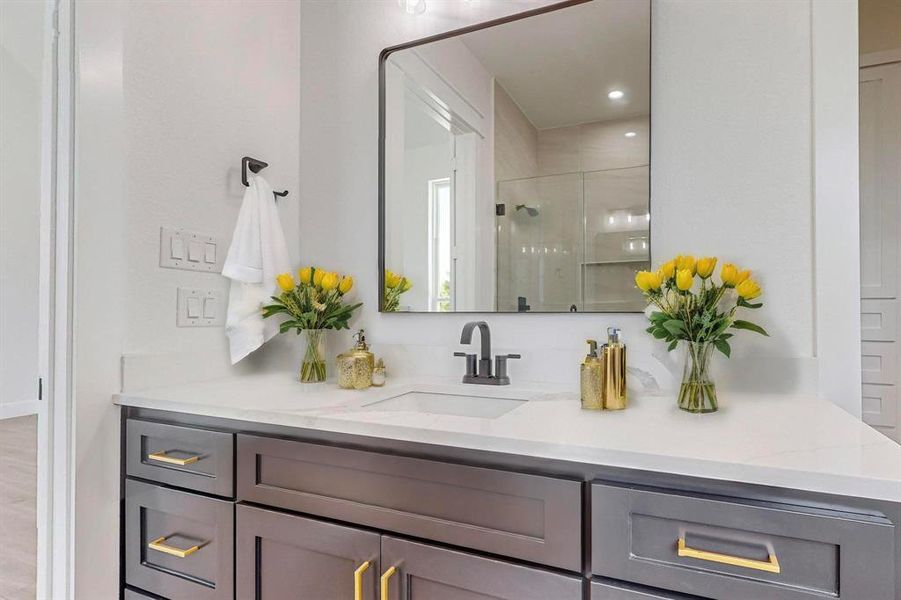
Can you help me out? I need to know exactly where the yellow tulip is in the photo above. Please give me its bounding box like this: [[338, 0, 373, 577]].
[[720, 263, 739, 287], [635, 270, 662, 292], [736, 279, 762, 300], [696, 257, 717, 279], [675, 254, 696, 275], [385, 270, 402, 289], [321, 271, 340, 291], [676, 269, 694, 291], [313, 268, 325, 287], [735, 269, 751, 285], [276, 273, 295, 292], [338, 275, 354, 294], [400, 277, 412, 292], [658, 260, 676, 280], [298, 267, 312, 285]]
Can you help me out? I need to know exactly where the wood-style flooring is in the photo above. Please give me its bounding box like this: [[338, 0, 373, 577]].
[[0, 415, 37, 600]]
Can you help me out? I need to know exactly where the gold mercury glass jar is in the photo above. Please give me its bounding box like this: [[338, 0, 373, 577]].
[[580, 339, 604, 410], [336, 330, 374, 390]]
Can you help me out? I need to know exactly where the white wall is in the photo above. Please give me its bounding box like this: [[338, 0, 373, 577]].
[[0, 0, 46, 418], [300, 0, 852, 397], [74, 1, 301, 596]]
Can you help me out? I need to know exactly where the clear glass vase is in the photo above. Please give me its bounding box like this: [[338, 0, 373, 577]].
[[678, 341, 718, 413], [299, 329, 327, 383]]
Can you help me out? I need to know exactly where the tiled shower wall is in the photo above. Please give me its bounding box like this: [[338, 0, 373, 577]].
[[495, 81, 650, 311]]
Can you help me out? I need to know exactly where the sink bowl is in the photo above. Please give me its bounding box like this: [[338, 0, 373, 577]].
[[361, 391, 526, 419]]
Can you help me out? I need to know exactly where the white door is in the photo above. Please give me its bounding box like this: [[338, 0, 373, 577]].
[[860, 60, 901, 441]]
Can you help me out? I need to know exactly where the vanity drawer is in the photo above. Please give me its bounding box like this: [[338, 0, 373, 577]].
[[237, 434, 582, 571], [591, 482, 895, 599], [126, 419, 234, 497], [125, 480, 234, 600]]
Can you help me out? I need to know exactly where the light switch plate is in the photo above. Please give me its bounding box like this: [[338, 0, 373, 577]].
[[177, 288, 225, 327], [160, 227, 224, 273]]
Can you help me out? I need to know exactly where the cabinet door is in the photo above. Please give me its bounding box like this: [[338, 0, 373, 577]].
[[379, 536, 582, 600], [236, 504, 380, 600]]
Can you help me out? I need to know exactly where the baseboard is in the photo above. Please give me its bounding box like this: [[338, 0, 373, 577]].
[[0, 400, 40, 420]]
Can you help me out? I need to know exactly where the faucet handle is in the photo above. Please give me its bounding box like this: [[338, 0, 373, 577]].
[[454, 352, 477, 378], [494, 353, 521, 383]]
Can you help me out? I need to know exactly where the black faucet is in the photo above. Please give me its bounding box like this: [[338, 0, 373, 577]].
[[454, 321, 520, 385]]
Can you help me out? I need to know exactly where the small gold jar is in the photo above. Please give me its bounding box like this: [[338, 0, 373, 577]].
[[336, 330, 374, 390]]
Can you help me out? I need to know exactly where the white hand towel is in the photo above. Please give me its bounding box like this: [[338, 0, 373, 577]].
[[222, 173, 292, 364]]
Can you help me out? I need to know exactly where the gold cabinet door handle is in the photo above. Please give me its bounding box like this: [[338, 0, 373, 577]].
[[147, 535, 202, 558], [380, 566, 397, 600], [354, 561, 371, 600], [147, 450, 201, 466], [677, 537, 780, 574]]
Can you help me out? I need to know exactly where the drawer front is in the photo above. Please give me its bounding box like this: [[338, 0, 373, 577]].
[[236, 504, 381, 600], [126, 419, 234, 497], [591, 482, 895, 599], [237, 434, 582, 571], [591, 579, 707, 600], [125, 480, 234, 600], [381, 535, 583, 600]]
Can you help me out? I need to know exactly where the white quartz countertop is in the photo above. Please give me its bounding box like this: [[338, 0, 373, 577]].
[[114, 373, 901, 503]]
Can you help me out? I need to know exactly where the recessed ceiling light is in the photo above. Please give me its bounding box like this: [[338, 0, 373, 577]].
[[398, 0, 426, 14], [624, 131, 637, 138], [607, 90, 625, 100]]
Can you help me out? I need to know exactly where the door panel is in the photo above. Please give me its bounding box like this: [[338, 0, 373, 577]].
[[380, 535, 582, 600], [236, 504, 380, 600], [860, 61, 901, 439]]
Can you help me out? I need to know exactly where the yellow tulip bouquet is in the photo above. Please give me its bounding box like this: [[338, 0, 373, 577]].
[[383, 269, 412, 312], [263, 267, 362, 382], [635, 256, 768, 413]]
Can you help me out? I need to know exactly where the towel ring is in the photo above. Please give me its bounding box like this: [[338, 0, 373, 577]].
[[241, 156, 289, 198]]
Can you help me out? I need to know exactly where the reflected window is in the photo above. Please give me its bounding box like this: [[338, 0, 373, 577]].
[[429, 177, 453, 311]]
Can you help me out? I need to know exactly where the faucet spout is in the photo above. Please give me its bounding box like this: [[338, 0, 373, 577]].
[[460, 321, 491, 361]]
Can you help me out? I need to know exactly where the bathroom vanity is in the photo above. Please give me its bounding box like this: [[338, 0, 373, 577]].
[[116, 376, 901, 599]]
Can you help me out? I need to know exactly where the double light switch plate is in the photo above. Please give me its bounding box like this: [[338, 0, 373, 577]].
[[160, 227, 225, 273], [177, 288, 225, 327]]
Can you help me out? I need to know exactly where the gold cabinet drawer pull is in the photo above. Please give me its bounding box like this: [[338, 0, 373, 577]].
[[380, 565, 397, 600], [354, 561, 371, 600], [147, 450, 201, 466], [147, 535, 203, 558], [677, 537, 780, 573]]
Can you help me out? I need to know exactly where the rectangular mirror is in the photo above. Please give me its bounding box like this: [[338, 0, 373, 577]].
[[379, 0, 650, 312]]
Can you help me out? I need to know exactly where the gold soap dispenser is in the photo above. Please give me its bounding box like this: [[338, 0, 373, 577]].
[[601, 327, 627, 410], [336, 329, 375, 390], [580, 339, 604, 410]]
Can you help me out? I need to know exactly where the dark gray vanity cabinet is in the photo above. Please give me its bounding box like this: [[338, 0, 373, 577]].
[[120, 413, 900, 600], [236, 504, 381, 600]]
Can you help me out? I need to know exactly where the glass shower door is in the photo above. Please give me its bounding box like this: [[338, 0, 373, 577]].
[[496, 173, 583, 312]]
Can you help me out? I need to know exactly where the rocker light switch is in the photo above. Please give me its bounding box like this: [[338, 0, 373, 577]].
[[203, 297, 218, 319], [160, 227, 224, 273], [170, 237, 186, 260], [186, 297, 202, 318], [177, 288, 225, 327], [187, 241, 203, 263]]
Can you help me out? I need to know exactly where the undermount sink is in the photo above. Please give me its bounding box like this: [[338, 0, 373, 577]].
[[361, 391, 526, 419]]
